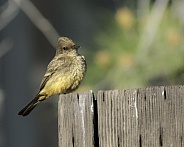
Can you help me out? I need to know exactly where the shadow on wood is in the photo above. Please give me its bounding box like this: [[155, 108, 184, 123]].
[[58, 85, 184, 147]]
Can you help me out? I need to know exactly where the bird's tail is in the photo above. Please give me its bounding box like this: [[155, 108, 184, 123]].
[[18, 94, 45, 116]]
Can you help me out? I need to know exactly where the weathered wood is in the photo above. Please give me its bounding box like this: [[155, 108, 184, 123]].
[[97, 89, 140, 147], [58, 85, 184, 147], [58, 91, 94, 147]]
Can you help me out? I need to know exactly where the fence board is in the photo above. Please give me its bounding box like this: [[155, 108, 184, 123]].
[[58, 85, 184, 147], [58, 91, 94, 147]]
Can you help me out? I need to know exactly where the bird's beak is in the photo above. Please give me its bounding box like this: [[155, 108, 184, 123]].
[[73, 45, 80, 49]]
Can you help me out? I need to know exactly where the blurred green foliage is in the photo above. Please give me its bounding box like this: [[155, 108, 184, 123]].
[[79, 4, 184, 92]]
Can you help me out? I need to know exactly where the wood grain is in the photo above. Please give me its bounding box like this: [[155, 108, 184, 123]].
[[58, 85, 184, 147], [58, 91, 94, 147]]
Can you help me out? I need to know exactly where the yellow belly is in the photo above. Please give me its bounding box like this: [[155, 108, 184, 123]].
[[39, 71, 84, 98]]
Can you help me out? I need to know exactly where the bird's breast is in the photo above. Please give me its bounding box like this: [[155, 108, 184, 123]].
[[40, 55, 86, 96], [67, 55, 86, 92]]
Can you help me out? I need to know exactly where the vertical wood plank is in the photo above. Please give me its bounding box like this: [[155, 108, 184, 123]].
[[97, 89, 140, 147], [163, 86, 184, 147], [138, 86, 165, 146], [58, 91, 94, 147]]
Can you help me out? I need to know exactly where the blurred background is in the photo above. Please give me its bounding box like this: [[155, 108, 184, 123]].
[[1, 0, 184, 146]]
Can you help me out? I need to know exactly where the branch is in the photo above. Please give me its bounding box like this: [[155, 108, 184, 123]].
[[0, 0, 19, 31], [13, 0, 60, 47], [135, 0, 170, 63]]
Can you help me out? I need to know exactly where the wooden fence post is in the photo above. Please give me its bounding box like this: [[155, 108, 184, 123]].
[[58, 85, 184, 147], [58, 91, 95, 147]]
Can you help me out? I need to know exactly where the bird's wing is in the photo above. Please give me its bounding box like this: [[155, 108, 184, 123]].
[[39, 56, 65, 91], [39, 73, 53, 91]]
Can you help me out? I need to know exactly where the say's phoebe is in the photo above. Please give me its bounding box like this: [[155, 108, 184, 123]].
[[18, 37, 87, 116]]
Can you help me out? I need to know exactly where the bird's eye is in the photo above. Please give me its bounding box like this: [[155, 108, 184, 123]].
[[63, 47, 67, 50]]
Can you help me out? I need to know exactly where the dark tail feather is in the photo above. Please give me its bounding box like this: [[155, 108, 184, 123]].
[[18, 95, 42, 116]]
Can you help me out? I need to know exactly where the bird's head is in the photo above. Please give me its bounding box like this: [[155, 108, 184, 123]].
[[56, 37, 80, 56]]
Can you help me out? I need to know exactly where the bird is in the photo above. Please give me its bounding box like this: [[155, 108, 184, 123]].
[[18, 37, 87, 116]]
